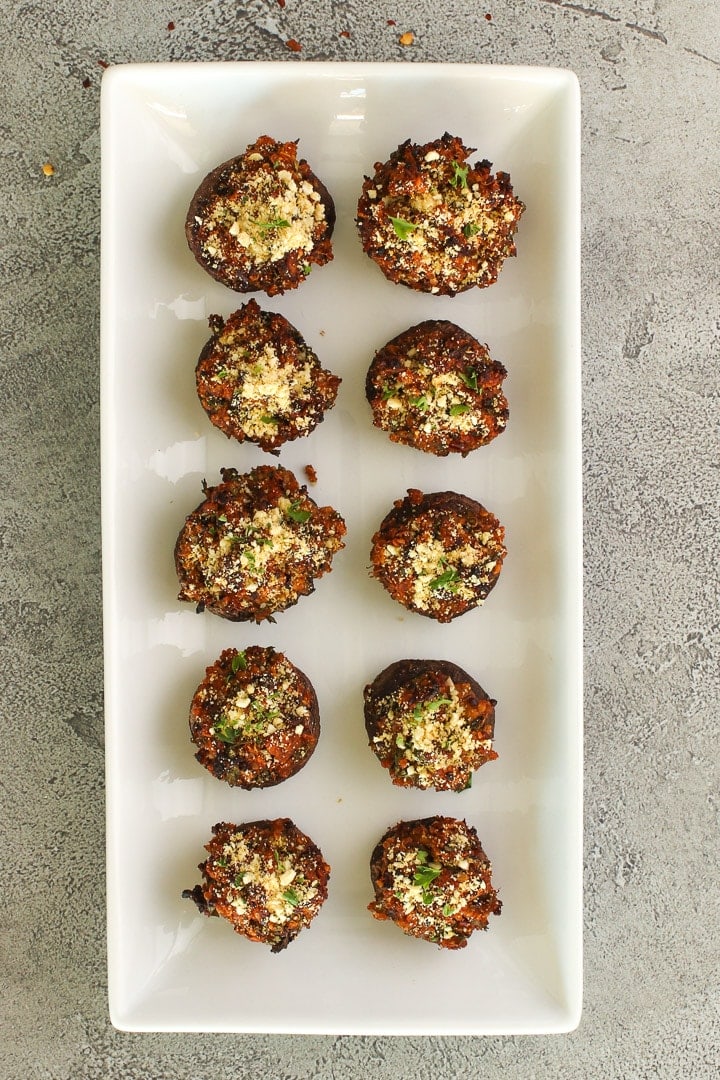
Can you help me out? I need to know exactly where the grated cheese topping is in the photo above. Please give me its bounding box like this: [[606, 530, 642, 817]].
[[219, 833, 320, 924], [201, 160, 326, 267]]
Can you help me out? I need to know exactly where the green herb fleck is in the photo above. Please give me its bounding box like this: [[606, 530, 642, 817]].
[[282, 888, 300, 907], [442, 903, 455, 917], [426, 697, 453, 714], [463, 222, 481, 238], [285, 499, 312, 524], [415, 849, 428, 865], [449, 403, 470, 416], [413, 864, 442, 905], [213, 715, 238, 744], [429, 565, 460, 592], [302, 262, 312, 276], [461, 773, 473, 791], [233, 874, 245, 887], [231, 651, 247, 673], [381, 383, 399, 401], [260, 414, 278, 426], [410, 394, 429, 410], [460, 368, 478, 391], [256, 218, 290, 231], [450, 161, 469, 189], [413, 865, 442, 889], [389, 216, 416, 241], [411, 696, 453, 722], [395, 733, 406, 750]]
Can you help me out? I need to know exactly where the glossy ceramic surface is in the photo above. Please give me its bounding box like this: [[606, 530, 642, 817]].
[[101, 61, 582, 1034]]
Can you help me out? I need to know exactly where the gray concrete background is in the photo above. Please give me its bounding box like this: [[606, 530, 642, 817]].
[[1, 1, 718, 1077]]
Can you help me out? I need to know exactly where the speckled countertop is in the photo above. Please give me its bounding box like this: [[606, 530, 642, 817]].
[[1, 2, 718, 1078]]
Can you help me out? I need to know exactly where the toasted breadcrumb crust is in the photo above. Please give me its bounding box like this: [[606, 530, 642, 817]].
[[183, 819, 330, 952], [370, 488, 506, 622], [364, 659, 497, 791], [174, 465, 346, 623], [365, 319, 508, 456], [356, 133, 524, 296], [195, 301, 340, 453], [368, 816, 501, 948], [186, 135, 335, 296], [190, 646, 320, 788]]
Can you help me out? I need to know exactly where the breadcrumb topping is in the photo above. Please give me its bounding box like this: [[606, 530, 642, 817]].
[[202, 165, 326, 267]]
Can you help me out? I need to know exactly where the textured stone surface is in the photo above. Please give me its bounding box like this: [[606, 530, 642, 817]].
[[1, 1, 718, 1077]]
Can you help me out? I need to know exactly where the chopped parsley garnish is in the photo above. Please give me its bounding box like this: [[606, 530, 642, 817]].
[[413, 864, 442, 904], [450, 160, 469, 189], [411, 697, 453, 722], [282, 887, 300, 907], [429, 565, 460, 592], [285, 499, 312, 523], [449, 403, 470, 416], [214, 366, 233, 380], [231, 651, 247, 673], [461, 773, 473, 791], [250, 700, 280, 724], [381, 382, 399, 400], [463, 222, 481, 238], [442, 903, 455, 917], [213, 714, 238, 744], [260, 414, 278, 425], [301, 262, 312, 276], [410, 394, 429, 410], [233, 874, 245, 887], [460, 368, 479, 391], [395, 733, 406, 749], [256, 218, 290, 231], [425, 697, 453, 715], [415, 849, 429, 865], [389, 216, 416, 241]]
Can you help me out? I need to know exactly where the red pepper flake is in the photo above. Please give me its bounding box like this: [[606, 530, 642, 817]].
[[277, 0, 286, 7], [82, 77, 91, 88], [304, 465, 318, 485], [485, 12, 493, 21], [167, 21, 175, 31], [398, 31, 414, 46], [286, 38, 302, 52], [97, 59, 109, 69], [339, 30, 351, 39], [387, 19, 396, 26]]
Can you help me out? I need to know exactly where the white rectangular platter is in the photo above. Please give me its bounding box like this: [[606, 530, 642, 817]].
[[101, 61, 582, 1034]]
